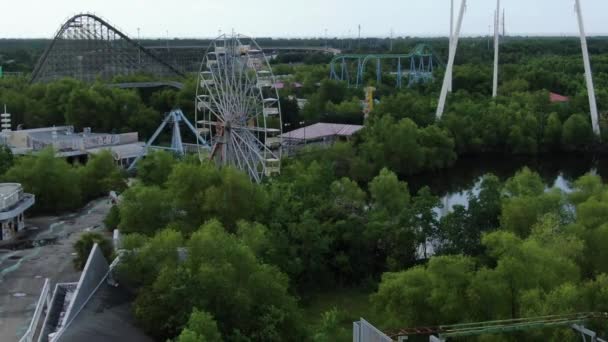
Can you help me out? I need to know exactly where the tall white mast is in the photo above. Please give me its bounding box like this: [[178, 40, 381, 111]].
[[436, 0, 466, 120], [574, 0, 600, 136], [492, 0, 500, 98], [448, 0, 454, 93]]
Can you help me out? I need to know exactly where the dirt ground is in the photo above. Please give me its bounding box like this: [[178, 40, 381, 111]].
[[0, 198, 112, 341]]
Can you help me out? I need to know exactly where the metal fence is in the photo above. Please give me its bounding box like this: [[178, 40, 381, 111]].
[[353, 318, 393, 342]]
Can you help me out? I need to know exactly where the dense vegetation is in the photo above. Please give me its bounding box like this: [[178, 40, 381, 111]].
[[1, 148, 125, 213], [2, 36, 608, 340], [113, 151, 608, 341]]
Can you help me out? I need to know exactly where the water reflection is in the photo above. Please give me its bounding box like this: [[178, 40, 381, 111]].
[[405, 154, 603, 214]]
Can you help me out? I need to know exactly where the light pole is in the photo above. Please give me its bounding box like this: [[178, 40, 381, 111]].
[[299, 120, 306, 144], [358, 24, 361, 51], [137, 27, 141, 66]]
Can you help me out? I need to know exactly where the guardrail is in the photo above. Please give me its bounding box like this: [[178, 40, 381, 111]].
[[19, 278, 51, 342]]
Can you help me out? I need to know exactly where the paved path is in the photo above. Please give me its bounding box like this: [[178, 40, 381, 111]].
[[0, 198, 111, 341]]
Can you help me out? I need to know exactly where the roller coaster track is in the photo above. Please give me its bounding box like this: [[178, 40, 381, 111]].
[[31, 13, 185, 83], [329, 44, 443, 88], [387, 312, 608, 339]]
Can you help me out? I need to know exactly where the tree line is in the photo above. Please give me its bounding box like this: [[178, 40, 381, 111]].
[[0, 148, 125, 213], [103, 149, 608, 341]]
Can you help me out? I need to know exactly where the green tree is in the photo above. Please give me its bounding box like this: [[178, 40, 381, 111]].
[[119, 229, 183, 288], [312, 308, 349, 342], [132, 221, 305, 341], [0, 145, 14, 175], [177, 309, 223, 342], [73, 232, 114, 270], [562, 113, 593, 151], [4, 148, 82, 213], [369, 168, 410, 215], [79, 150, 126, 200], [202, 167, 268, 230], [137, 150, 176, 186], [104, 205, 120, 231], [368, 168, 417, 271], [503, 167, 545, 197], [118, 185, 172, 235], [411, 186, 440, 259], [543, 112, 562, 150], [418, 125, 457, 170]]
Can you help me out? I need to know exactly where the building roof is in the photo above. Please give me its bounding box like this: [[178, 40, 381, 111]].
[[56, 283, 153, 342], [46, 245, 153, 342], [0, 183, 34, 219], [88, 142, 145, 160], [280, 122, 364, 141], [0, 183, 20, 199], [550, 92, 570, 103], [29, 130, 107, 143], [11, 126, 72, 134]]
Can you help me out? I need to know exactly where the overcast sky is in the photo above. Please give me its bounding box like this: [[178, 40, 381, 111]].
[[3, 0, 608, 39]]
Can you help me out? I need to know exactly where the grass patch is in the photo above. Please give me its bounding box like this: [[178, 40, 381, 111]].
[[302, 287, 383, 341]]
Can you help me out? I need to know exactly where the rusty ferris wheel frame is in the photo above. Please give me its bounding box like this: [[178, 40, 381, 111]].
[[31, 13, 185, 83]]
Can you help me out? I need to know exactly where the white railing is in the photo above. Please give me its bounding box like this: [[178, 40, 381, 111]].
[[19, 278, 51, 342]]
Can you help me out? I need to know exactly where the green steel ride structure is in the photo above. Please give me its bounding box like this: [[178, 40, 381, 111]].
[[329, 44, 443, 88]]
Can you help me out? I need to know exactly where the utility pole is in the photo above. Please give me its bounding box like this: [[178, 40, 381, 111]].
[[324, 28, 328, 49], [358, 24, 361, 51], [436, 0, 467, 119], [137, 27, 141, 66], [487, 24, 491, 51], [348, 29, 352, 50], [166, 30, 169, 52], [492, 0, 500, 98], [502, 9, 506, 37], [575, 0, 600, 136], [390, 28, 394, 52]]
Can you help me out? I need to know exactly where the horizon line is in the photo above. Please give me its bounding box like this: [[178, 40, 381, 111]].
[[2, 32, 608, 40]]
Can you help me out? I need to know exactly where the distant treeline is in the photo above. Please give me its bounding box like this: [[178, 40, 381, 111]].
[[3, 36, 608, 73]]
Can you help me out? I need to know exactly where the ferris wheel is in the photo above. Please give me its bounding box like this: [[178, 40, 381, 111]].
[[195, 33, 282, 183]]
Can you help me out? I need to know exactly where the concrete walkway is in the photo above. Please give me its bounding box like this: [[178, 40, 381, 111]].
[[0, 198, 112, 341]]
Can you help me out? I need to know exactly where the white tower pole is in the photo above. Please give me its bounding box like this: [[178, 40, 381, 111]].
[[492, 0, 500, 98], [575, 0, 600, 136], [436, 0, 466, 120], [448, 0, 454, 92]]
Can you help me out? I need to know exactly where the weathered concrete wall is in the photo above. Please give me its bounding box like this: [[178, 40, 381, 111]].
[[63, 243, 109, 325]]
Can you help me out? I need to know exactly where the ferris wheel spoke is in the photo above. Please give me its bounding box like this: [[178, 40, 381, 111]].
[[209, 68, 230, 117], [229, 134, 245, 172], [197, 94, 224, 123], [232, 129, 266, 167], [230, 132, 259, 182]]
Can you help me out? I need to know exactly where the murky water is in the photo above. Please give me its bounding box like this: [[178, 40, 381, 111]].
[[405, 153, 604, 214]]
